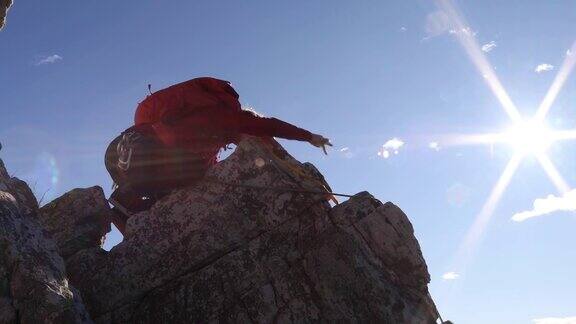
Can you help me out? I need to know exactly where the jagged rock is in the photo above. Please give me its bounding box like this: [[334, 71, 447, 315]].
[[329, 194, 431, 291], [63, 137, 439, 323], [38, 187, 111, 259], [0, 159, 93, 324], [0, 160, 38, 216], [0, 137, 439, 323], [0, 0, 12, 30]]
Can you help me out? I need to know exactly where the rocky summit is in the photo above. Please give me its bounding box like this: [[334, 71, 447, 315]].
[[0, 137, 439, 323]]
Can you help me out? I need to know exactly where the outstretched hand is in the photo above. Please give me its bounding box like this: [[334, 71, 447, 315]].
[[309, 134, 332, 155]]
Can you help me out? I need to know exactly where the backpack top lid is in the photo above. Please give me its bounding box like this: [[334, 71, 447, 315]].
[[135, 77, 241, 126]]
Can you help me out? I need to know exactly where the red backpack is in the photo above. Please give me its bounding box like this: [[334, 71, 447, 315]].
[[105, 78, 239, 198], [135, 77, 241, 128]]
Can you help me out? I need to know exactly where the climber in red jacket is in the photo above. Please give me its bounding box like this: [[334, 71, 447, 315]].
[[105, 77, 331, 234]]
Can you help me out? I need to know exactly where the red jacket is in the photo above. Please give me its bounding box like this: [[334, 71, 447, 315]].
[[134, 77, 313, 164]]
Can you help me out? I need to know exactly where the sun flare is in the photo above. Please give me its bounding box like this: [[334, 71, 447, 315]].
[[501, 120, 555, 155], [437, 0, 576, 288]]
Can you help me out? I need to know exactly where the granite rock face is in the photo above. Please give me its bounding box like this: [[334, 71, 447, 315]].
[[1, 137, 439, 323], [38, 187, 111, 259], [0, 160, 93, 324], [0, 160, 37, 216], [66, 138, 439, 323]]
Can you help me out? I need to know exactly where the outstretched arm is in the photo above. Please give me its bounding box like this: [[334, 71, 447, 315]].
[[213, 108, 332, 153], [234, 110, 312, 141]]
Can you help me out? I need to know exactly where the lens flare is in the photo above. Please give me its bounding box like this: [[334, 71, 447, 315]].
[[536, 154, 571, 194], [436, 0, 576, 283], [535, 41, 576, 121], [501, 120, 554, 155], [436, 0, 522, 122], [20, 152, 61, 203], [452, 154, 522, 273], [552, 129, 576, 142]]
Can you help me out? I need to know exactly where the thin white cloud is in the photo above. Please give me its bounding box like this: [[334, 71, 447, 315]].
[[339, 147, 354, 159], [448, 27, 477, 37], [400, 26, 407, 32], [424, 9, 476, 39], [567, 49, 573, 57], [383, 138, 404, 151], [378, 138, 404, 159], [481, 41, 497, 53], [36, 54, 63, 65], [535, 63, 554, 73], [429, 142, 441, 151], [512, 189, 576, 222], [533, 317, 576, 324], [442, 272, 459, 280]]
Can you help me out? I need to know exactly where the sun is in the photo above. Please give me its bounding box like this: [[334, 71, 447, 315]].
[[501, 119, 555, 155], [435, 0, 576, 284]]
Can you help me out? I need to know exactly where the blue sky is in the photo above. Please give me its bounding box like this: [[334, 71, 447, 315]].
[[1, 1, 576, 323]]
